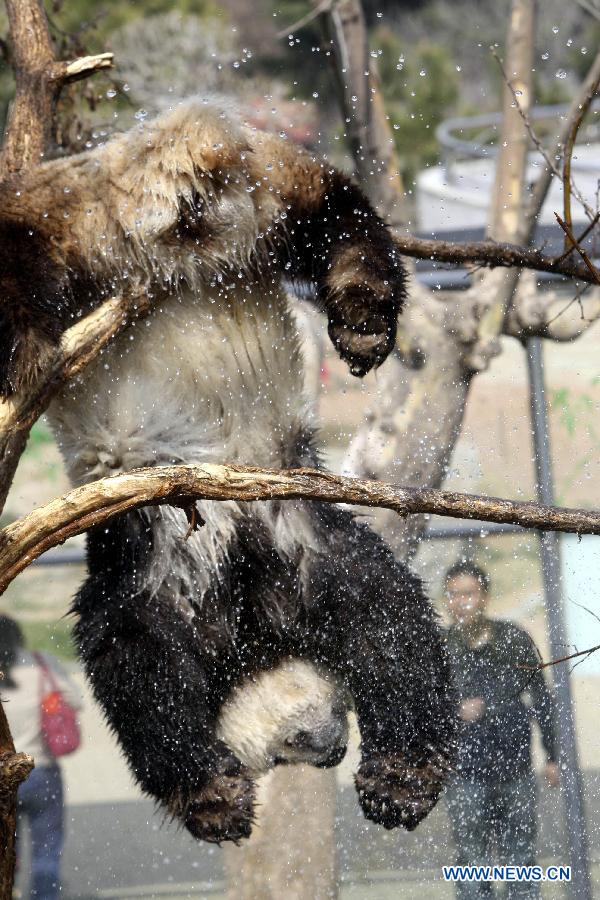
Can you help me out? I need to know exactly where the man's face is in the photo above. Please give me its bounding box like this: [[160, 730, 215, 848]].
[[445, 574, 488, 626]]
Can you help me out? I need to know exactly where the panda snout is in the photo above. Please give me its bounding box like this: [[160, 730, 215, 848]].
[[314, 744, 347, 768], [285, 719, 348, 761]]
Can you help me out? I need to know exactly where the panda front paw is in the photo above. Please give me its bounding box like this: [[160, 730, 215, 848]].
[[182, 769, 257, 844], [355, 753, 449, 832], [326, 288, 399, 377]]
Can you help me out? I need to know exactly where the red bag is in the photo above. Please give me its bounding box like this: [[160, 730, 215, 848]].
[[35, 652, 81, 757]]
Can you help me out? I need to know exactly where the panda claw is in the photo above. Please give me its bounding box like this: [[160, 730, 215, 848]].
[[174, 768, 257, 844], [355, 752, 450, 832]]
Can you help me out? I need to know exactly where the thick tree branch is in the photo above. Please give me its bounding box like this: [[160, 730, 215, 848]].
[[0, 288, 150, 516], [0, 703, 33, 900], [1, 0, 113, 176], [320, 0, 406, 226], [1, 463, 599, 597], [0, 0, 118, 520]]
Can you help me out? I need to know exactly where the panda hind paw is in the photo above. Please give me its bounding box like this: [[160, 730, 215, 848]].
[[181, 771, 257, 844], [355, 753, 450, 832]]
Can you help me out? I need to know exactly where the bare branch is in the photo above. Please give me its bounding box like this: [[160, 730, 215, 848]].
[[555, 213, 600, 263], [276, 0, 332, 39], [393, 233, 598, 284], [563, 64, 600, 248], [525, 48, 600, 236], [576, 0, 600, 19], [555, 213, 600, 284], [1, 463, 600, 597], [51, 51, 114, 85], [519, 644, 600, 671], [0, 704, 34, 900], [488, 1, 536, 243], [0, 0, 121, 507], [491, 44, 561, 180], [1, 3, 113, 176], [0, 287, 150, 515], [319, 0, 406, 226]]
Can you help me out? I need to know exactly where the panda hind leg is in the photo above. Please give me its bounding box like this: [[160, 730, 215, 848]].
[[169, 756, 257, 845], [73, 514, 257, 844], [304, 510, 457, 832]]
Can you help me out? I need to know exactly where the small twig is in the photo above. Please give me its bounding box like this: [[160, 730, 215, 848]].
[[563, 72, 600, 251], [491, 46, 563, 183], [576, 0, 600, 20], [276, 0, 332, 39], [182, 503, 205, 540], [555, 212, 600, 263], [51, 51, 114, 85], [545, 283, 593, 326], [492, 46, 596, 226], [555, 213, 600, 284], [518, 644, 600, 671], [525, 49, 600, 238]]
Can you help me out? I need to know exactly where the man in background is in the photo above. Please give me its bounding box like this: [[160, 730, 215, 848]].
[[443, 562, 558, 898]]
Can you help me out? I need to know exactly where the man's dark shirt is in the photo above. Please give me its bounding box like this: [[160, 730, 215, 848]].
[[446, 619, 557, 782]]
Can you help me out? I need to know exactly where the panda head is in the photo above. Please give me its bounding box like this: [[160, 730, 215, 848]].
[[216, 658, 350, 776]]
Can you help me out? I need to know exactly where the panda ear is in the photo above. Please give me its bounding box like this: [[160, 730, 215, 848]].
[[0, 221, 71, 396]]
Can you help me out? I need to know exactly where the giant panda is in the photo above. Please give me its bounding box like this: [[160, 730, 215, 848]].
[[0, 98, 456, 843]]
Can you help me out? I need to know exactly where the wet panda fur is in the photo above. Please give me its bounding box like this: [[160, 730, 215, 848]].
[[0, 98, 456, 844], [216, 658, 350, 775]]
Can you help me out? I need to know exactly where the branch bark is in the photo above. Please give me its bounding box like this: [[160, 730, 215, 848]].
[[0, 703, 34, 900], [320, 0, 407, 226], [1, 0, 113, 177], [0, 287, 150, 516], [1, 462, 599, 597], [393, 233, 599, 285], [0, 8, 116, 893]]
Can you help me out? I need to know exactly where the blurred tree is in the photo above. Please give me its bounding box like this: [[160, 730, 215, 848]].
[[374, 26, 459, 181]]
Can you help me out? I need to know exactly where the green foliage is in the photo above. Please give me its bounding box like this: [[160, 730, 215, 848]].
[[21, 618, 77, 661], [47, 0, 218, 48], [26, 419, 54, 453], [374, 26, 459, 182], [24, 419, 60, 484], [550, 380, 600, 505]]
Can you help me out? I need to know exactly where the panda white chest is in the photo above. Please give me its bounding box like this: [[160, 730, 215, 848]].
[[48, 281, 311, 485]]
